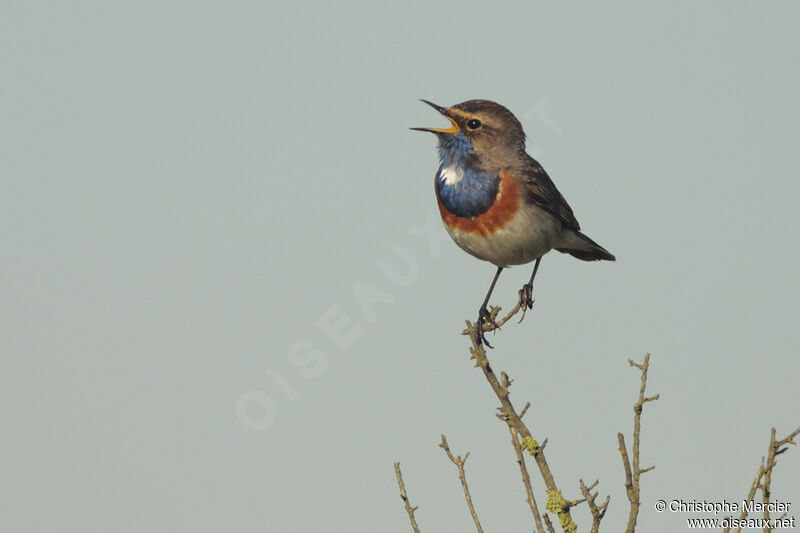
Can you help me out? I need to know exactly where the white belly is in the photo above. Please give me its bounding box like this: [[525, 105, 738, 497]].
[[445, 207, 562, 267]]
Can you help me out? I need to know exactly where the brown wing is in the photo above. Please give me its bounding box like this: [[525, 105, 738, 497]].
[[517, 154, 580, 231]]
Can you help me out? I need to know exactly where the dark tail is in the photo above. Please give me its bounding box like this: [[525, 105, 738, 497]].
[[555, 229, 616, 262]]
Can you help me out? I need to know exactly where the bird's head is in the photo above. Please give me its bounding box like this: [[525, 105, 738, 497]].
[[412, 99, 526, 170]]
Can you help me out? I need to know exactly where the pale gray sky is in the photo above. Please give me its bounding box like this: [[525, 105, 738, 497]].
[[2, 2, 799, 532]]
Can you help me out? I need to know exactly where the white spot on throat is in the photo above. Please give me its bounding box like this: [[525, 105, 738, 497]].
[[440, 163, 465, 185]]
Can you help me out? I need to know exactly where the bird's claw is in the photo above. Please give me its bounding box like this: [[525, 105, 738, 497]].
[[517, 283, 535, 324], [477, 306, 500, 348]]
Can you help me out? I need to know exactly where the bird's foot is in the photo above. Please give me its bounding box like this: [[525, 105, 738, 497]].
[[517, 283, 535, 324], [477, 306, 500, 348]]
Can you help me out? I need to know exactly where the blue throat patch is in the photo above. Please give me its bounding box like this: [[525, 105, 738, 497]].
[[436, 133, 499, 218]]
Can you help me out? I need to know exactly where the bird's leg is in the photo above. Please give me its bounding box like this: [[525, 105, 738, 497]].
[[477, 266, 503, 348], [518, 257, 542, 323]]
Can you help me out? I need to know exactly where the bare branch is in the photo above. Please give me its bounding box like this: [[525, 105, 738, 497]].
[[619, 353, 658, 533], [579, 478, 610, 533], [439, 435, 484, 533], [725, 461, 764, 533], [763, 427, 800, 531], [725, 426, 800, 533], [394, 462, 421, 533], [509, 425, 546, 533], [462, 305, 578, 533]]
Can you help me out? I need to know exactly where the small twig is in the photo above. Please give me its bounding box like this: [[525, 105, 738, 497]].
[[725, 426, 800, 533], [728, 461, 764, 531], [725, 462, 764, 533], [618, 433, 635, 525], [774, 426, 800, 450], [394, 462, 421, 533], [509, 425, 546, 533], [619, 354, 658, 533], [762, 427, 800, 531], [439, 435, 484, 533], [761, 428, 777, 528], [543, 513, 556, 533], [579, 478, 610, 533]]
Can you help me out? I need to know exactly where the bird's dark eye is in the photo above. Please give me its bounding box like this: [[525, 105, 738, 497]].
[[466, 119, 481, 130]]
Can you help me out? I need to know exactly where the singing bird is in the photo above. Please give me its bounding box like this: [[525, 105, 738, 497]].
[[413, 99, 615, 346]]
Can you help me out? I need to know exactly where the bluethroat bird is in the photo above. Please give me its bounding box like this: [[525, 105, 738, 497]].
[[413, 99, 615, 347]]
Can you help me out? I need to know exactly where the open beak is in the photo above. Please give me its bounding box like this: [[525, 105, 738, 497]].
[[410, 99, 460, 134]]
